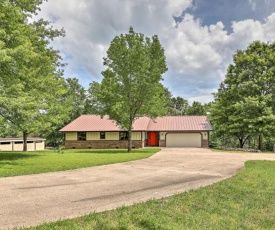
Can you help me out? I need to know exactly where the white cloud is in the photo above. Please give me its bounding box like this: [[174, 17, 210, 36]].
[[36, 1, 275, 103], [187, 88, 217, 104], [263, 13, 275, 41]]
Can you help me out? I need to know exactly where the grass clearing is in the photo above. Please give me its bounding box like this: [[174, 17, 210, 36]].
[[23, 160, 275, 229], [0, 148, 159, 177]]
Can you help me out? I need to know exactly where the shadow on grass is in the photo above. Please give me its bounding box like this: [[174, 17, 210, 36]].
[[0, 152, 41, 161]]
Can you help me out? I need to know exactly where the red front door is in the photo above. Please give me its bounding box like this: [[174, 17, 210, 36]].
[[148, 132, 159, 146]]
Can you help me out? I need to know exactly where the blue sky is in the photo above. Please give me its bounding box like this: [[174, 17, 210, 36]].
[[37, 0, 275, 104], [186, 0, 275, 31]]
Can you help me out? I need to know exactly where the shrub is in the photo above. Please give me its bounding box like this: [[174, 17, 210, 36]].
[[218, 147, 261, 153]]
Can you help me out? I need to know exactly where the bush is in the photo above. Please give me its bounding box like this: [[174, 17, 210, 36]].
[[217, 147, 261, 153]]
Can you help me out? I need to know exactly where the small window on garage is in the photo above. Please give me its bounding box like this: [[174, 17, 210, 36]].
[[0, 142, 11, 145], [15, 141, 23, 144], [78, 132, 86, 141], [100, 132, 105, 139]]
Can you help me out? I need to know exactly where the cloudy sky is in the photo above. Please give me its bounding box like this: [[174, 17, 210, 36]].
[[37, 0, 275, 104]]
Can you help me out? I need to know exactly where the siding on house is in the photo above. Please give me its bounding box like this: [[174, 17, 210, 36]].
[[132, 132, 142, 140], [65, 132, 77, 141], [159, 132, 167, 140], [87, 132, 120, 140], [87, 132, 97, 140], [201, 132, 208, 140], [106, 132, 119, 140], [65, 131, 142, 141], [142, 132, 146, 141]]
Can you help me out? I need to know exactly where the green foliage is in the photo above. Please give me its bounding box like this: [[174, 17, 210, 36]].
[[83, 81, 103, 114], [186, 101, 208, 115], [95, 27, 168, 152], [56, 145, 65, 154], [165, 92, 210, 116], [0, 0, 71, 150], [26, 161, 275, 229], [0, 117, 21, 137], [65, 78, 87, 120], [167, 95, 189, 115], [0, 148, 159, 177], [210, 41, 275, 150], [42, 78, 88, 147]]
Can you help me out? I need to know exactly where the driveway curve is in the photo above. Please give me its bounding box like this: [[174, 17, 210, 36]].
[[1, 148, 275, 229]]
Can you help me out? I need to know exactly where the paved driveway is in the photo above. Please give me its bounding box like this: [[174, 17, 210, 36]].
[[1, 148, 275, 229]]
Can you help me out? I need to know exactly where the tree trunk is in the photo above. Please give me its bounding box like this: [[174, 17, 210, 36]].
[[127, 128, 132, 152], [238, 137, 244, 148], [258, 134, 263, 151], [23, 131, 28, 152]]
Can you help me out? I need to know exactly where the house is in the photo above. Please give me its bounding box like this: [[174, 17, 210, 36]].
[[60, 115, 212, 149], [0, 137, 46, 151]]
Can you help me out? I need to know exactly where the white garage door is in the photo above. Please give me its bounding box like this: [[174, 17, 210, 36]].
[[166, 133, 201, 147]]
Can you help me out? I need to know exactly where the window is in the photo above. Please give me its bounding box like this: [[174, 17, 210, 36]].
[[100, 132, 105, 139], [15, 141, 23, 144], [0, 142, 10, 145], [78, 132, 86, 141], [119, 132, 128, 140]]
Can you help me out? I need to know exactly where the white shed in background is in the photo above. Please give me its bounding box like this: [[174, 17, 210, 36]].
[[0, 138, 46, 151]]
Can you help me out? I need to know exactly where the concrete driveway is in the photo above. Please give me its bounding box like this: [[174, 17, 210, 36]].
[[1, 148, 275, 229]]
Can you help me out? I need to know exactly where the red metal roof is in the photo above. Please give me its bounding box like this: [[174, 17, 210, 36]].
[[60, 115, 212, 132], [146, 116, 212, 131]]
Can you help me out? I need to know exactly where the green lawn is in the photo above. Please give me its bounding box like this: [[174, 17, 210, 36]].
[[23, 160, 275, 229], [0, 148, 159, 177]]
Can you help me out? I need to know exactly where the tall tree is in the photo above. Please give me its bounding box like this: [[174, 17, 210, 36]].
[[0, 0, 70, 151], [42, 78, 88, 147], [65, 78, 87, 120], [96, 27, 168, 152], [83, 81, 103, 114], [210, 41, 275, 150]]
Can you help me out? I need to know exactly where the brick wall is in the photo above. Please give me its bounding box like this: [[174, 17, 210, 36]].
[[159, 140, 166, 147], [202, 139, 209, 148], [64, 140, 143, 149]]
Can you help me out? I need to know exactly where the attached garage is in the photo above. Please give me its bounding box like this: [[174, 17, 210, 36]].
[[166, 133, 202, 147]]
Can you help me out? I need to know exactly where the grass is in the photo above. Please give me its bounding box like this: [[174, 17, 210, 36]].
[[210, 148, 274, 154], [0, 148, 159, 177], [22, 160, 275, 229]]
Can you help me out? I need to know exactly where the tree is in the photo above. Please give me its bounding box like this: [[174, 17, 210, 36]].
[[210, 41, 275, 150], [185, 101, 207, 115], [210, 88, 252, 148], [0, 117, 21, 138], [167, 96, 188, 115], [0, 0, 70, 151], [83, 81, 104, 114], [65, 78, 87, 120], [95, 27, 168, 152]]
